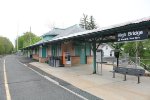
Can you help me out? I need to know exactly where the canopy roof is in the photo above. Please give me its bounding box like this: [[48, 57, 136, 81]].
[[24, 16, 150, 49]]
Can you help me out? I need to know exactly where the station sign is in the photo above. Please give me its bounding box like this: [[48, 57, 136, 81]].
[[116, 30, 148, 42]]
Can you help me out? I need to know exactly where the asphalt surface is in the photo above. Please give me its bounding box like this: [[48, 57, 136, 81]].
[[0, 57, 6, 100], [18, 56, 101, 100], [0, 55, 85, 100]]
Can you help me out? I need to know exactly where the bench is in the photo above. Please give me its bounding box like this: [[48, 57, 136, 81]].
[[113, 67, 145, 83]]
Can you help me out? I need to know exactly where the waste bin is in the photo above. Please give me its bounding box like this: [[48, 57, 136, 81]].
[[59, 56, 64, 67], [49, 56, 52, 66], [49, 56, 64, 67], [53, 57, 56, 67], [49, 56, 55, 67], [55, 57, 60, 67]]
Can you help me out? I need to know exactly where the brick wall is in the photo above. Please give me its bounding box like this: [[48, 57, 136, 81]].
[[87, 56, 93, 64], [61, 42, 75, 56], [39, 57, 48, 63], [32, 54, 39, 61], [71, 56, 80, 65]]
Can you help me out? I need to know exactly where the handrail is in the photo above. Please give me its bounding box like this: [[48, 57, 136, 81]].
[[140, 61, 149, 70]]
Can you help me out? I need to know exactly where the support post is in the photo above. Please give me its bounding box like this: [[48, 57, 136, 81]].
[[113, 71, 115, 78], [138, 76, 140, 84], [124, 74, 126, 81], [84, 43, 87, 64], [92, 41, 96, 74], [117, 58, 119, 67]]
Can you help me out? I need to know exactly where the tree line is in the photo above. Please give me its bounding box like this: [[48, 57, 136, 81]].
[[0, 36, 14, 55], [16, 32, 41, 50]]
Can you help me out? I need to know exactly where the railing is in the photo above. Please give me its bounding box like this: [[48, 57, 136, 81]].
[[102, 56, 150, 71], [140, 59, 150, 71], [113, 57, 142, 69]]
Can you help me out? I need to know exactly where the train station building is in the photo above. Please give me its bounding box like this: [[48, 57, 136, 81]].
[[23, 17, 150, 74]]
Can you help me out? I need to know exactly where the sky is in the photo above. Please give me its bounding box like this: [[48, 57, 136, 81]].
[[0, 0, 150, 46]]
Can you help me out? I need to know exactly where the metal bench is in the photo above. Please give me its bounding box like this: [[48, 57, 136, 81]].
[[113, 67, 145, 83]]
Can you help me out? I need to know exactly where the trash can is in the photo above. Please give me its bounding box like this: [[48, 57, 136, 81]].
[[49, 56, 64, 67], [49, 56, 52, 66], [50, 56, 55, 67], [53, 56, 56, 67], [59, 56, 64, 67], [55, 57, 60, 67]]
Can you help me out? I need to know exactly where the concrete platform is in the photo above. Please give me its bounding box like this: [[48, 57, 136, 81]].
[[30, 62, 150, 100]]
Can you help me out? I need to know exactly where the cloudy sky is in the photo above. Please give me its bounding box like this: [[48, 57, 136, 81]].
[[0, 0, 150, 46]]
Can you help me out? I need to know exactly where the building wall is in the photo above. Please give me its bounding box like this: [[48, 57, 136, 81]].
[[101, 45, 114, 57], [38, 46, 48, 63], [39, 46, 42, 57], [61, 42, 92, 65], [32, 54, 39, 61], [61, 42, 74, 66], [80, 47, 86, 64], [33, 41, 93, 65], [47, 45, 51, 57], [42, 46, 47, 58], [33, 49, 35, 54], [62, 42, 75, 56], [28, 50, 30, 57], [71, 56, 80, 65], [39, 57, 48, 63], [87, 56, 93, 64]]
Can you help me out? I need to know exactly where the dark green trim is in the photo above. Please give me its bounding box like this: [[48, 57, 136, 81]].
[[86, 43, 91, 56], [42, 46, 46, 58], [75, 46, 81, 56]]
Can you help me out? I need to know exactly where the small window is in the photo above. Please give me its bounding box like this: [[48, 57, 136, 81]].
[[110, 53, 112, 56]]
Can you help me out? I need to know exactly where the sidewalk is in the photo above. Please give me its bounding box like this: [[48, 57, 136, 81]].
[[30, 62, 150, 100]]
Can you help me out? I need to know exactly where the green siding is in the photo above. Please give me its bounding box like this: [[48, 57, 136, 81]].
[[75, 43, 87, 64], [80, 47, 86, 64], [51, 45, 57, 56], [42, 47, 46, 58], [35, 48, 38, 54], [86, 43, 91, 56], [75, 46, 81, 56]]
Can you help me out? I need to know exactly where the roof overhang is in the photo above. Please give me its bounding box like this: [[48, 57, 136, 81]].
[[23, 16, 150, 49]]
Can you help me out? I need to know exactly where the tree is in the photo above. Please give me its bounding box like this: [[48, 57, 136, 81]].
[[137, 41, 144, 57], [0, 36, 14, 54], [139, 39, 150, 58], [16, 32, 41, 50], [123, 41, 144, 57], [88, 16, 97, 30], [80, 14, 97, 30], [79, 14, 89, 30]]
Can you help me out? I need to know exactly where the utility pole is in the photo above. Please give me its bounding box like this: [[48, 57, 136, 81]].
[[17, 22, 19, 51]]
